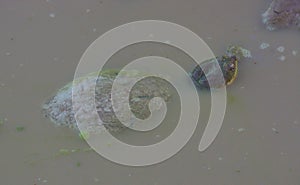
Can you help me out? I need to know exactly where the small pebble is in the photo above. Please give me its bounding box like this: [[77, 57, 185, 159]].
[[164, 40, 171, 44], [92, 28, 97, 32], [37, 177, 48, 183], [292, 50, 298, 56], [277, 46, 285, 53], [278, 55, 286, 61], [86, 9, 91, 13], [259, 43, 270, 49], [272, 127, 279, 134], [238, 128, 246, 132], [49, 13, 55, 18], [280, 152, 287, 156], [218, 157, 223, 161], [5, 52, 11, 56], [240, 48, 252, 58]]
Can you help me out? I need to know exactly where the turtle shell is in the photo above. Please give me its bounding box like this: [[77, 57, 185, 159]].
[[190, 55, 238, 89]]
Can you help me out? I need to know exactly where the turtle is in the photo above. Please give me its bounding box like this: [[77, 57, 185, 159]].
[[190, 46, 251, 89], [190, 56, 238, 89]]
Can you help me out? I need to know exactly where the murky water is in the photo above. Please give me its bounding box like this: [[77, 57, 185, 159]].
[[1, 0, 300, 184]]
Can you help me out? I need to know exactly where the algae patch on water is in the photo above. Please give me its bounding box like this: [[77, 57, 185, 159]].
[[16, 126, 25, 132]]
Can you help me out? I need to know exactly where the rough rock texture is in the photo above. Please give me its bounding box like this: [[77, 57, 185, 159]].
[[262, 0, 300, 30], [43, 70, 171, 133]]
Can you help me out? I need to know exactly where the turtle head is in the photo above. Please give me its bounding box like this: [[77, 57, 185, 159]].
[[220, 56, 238, 85]]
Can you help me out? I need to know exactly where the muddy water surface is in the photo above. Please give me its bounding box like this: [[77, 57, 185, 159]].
[[0, 0, 299, 184]]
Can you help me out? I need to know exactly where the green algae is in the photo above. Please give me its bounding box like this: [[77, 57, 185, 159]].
[[16, 126, 25, 132], [79, 131, 89, 140], [227, 94, 236, 105], [58, 69, 149, 94]]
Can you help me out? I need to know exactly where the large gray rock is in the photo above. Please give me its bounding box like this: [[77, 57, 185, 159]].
[[262, 0, 300, 31], [43, 70, 171, 133]]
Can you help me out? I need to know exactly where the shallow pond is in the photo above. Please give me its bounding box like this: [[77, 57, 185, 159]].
[[0, 0, 299, 184]]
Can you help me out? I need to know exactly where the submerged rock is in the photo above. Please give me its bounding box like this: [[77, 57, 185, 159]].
[[43, 70, 171, 133], [190, 46, 251, 89], [262, 0, 300, 31]]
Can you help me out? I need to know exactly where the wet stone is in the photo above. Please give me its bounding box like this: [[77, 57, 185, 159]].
[[262, 0, 300, 31], [42, 70, 171, 133]]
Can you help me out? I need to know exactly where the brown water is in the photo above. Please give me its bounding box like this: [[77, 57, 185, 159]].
[[1, 0, 300, 184]]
